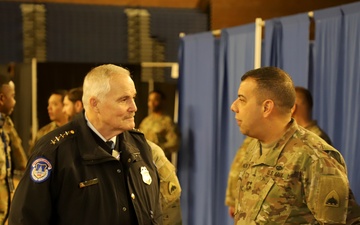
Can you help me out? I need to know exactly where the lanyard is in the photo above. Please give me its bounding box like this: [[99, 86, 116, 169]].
[[1, 130, 14, 193]]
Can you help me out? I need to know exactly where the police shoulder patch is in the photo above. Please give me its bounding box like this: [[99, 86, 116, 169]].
[[30, 157, 53, 183]]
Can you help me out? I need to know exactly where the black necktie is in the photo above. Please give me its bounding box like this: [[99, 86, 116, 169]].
[[106, 140, 115, 150], [106, 140, 120, 160]]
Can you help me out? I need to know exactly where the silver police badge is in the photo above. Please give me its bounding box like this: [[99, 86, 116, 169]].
[[140, 166, 152, 185]]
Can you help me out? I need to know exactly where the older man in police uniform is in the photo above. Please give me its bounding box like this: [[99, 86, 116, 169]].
[[9, 64, 163, 225]]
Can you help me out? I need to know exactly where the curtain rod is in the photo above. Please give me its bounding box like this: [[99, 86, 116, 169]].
[[180, 11, 314, 37]]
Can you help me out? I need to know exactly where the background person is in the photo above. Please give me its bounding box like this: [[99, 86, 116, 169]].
[[28, 89, 68, 156], [139, 90, 179, 161], [224, 136, 253, 218], [147, 140, 182, 225], [62, 87, 83, 120], [0, 73, 27, 224], [292, 86, 332, 145]]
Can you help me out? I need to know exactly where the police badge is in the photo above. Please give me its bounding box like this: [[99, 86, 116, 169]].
[[140, 166, 152, 185]]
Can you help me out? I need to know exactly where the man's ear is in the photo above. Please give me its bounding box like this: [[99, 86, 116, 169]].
[[291, 104, 297, 116], [262, 99, 274, 117], [0, 93, 4, 105], [74, 100, 83, 111], [89, 97, 99, 112]]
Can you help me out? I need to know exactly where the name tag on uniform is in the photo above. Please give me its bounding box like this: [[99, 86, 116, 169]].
[[79, 178, 99, 188]]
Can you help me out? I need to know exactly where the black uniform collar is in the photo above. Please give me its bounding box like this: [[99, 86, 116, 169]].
[[74, 112, 141, 164]]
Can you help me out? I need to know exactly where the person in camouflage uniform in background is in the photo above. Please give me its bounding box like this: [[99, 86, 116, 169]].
[[147, 140, 182, 225], [292, 86, 332, 145], [230, 67, 352, 224], [224, 136, 253, 218], [28, 89, 68, 156], [139, 90, 179, 161], [0, 73, 27, 224]]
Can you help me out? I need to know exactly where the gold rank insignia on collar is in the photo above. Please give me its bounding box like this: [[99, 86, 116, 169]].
[[50, 130, 75, 145]]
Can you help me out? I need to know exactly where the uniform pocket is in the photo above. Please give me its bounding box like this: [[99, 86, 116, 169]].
[[249, 178, 275, 220]]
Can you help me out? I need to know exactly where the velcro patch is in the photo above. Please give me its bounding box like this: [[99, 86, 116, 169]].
[[30, 157, 52, 183]]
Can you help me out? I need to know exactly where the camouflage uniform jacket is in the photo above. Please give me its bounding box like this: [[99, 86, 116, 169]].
[[225, 136, 253, 207], [28, 121, 58, 156], [234, 119, 349, 225], [147, 140, 182, 225], [3, 116, 27, 171], [139, 114, 179, 158], [0, 127, 12, 224], [305, 120, 332, 146]]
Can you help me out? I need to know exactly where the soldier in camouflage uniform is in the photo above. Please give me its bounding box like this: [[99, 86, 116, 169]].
[[3, 116, 28, 181], [147, 140, 182, 225], [0, 73, 27, 224], [28, 89, 68, 156], [139, 90, 179, 161], [230, 67, 351, 224], [224, 136, 253, 218], [292, 86, 332, 145], [225, 86, 336, 219]]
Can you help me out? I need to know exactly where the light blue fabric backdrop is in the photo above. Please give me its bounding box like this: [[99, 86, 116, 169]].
[[178, 23, 255, 225], [178, 32, 218, 225], [340, 1, 360, 200], [263, 13, 310, 87], [313, 2, 360, 199], [177, 3, 360, 225]]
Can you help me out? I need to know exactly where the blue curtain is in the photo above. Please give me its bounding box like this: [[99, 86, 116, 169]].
[[216, 24, 255, 225], [177, 32, 218, 225], [178, 23, 255, 225], [312, 7, 343, 150], [313, 2, 360, 199], [339, 2, 360, 200], [263, 13, 309, 87]]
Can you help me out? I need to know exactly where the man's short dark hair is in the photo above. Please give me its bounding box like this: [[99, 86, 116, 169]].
[[150, 90, 166, 101], [51, 89, 68, 102], [67, 87, 83, 103], [0, 73, 11, 87]]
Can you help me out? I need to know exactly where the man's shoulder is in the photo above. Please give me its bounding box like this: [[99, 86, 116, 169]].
[[37, 122, 57, 135], [289, 127, 343, 164], [128, 128, 145, 135], [34, 123, 77, 153]]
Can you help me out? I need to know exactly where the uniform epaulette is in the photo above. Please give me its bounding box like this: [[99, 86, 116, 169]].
[[50, 130, 75, 145], [130, 128, 143, 134]]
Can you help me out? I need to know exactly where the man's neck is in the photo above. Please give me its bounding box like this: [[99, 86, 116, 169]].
[[259, 118, 292, 144]]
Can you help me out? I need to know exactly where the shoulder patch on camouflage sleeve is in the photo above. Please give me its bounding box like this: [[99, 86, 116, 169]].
[[324, 190, 340, 207]]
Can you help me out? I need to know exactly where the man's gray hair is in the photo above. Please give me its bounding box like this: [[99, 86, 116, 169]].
[[82, 64, 130, 110]]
